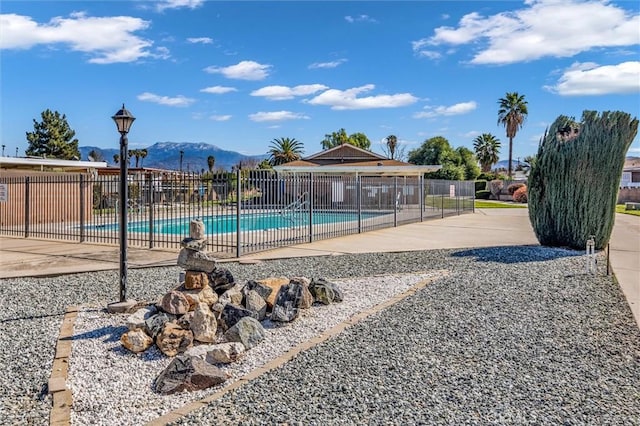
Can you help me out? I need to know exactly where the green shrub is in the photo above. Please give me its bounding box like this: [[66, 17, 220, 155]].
[[507, 182, 525, 195], [528, 110, 638, 250], [474, 180, 487, 192], [475, 190, 491, 199], [513, 186, 528, 203]]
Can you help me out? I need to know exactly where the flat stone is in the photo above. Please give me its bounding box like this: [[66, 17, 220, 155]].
[[181, 237, 208, 252], [106, 299, 138, 314], [177, 249, 217, 273]]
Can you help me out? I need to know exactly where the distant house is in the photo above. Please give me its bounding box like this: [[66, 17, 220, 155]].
[[621, 157, 640, 188], [0, 156, 107, 174], [273, 144, 439, 176]]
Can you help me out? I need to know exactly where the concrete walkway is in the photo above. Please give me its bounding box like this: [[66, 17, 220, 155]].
[[0, 208, 637, 326]]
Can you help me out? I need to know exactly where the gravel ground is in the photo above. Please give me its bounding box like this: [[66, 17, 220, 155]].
[[1, 247, 639, 426]]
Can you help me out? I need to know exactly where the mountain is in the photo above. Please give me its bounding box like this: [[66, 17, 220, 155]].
[[80, 142, 267, 171]]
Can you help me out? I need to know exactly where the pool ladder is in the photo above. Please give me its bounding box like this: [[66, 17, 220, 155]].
[[280, 192, 309, 223]]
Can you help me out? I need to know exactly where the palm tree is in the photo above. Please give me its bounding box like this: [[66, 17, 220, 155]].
[[385, 135, 398, 159], [207, 155, 215, 172], [268, 137, 304, 166], [139, 149, 147, 168], [473, 133, 501, 172], [113, 154, 120, 165], [497, 92, 528, 178]]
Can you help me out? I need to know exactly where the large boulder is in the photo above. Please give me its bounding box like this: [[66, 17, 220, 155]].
[[271, 282, 303, 322], [255, 277, 289, 308], [161, 291, 190, 315], [244, 290, 267, 321], [243, 280, 273, 302], [177, 249, 217, 273], [208, 268, 235, 293], [290, 276, 314, 309], [126, 305, 158, 330], [156, 322, 193, 357], [121, 329, 153, 353], [184, 271, 209, 290], [224, 317, 265, 349], [155, 355, 228, 395], [144, 312, 176, 339], [219, 284, 244, 306], [190, 303, 218, 343], [309, 278, 344, 304], [181, 285, 218, 309], [220, 304, 258, 330], [205, 342, 246, 364]]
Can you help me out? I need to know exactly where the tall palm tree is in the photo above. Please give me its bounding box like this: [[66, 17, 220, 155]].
[[268, 137, 304, 166], [113, 154, 120, 165], [385, 135, 398, 159], [139, 149, 147, 168], [473, 133, 501, 172], [497, 92, 528, 178], [207, 155, 215, 172]]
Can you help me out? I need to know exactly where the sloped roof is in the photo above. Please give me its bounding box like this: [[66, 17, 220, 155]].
[[304, 144, 387, 162]]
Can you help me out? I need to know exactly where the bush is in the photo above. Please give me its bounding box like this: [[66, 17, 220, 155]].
[[513, 186, 528, 203], [528, 110, 638, 250], [474, 180, 487, 192], [489, 179, 504, 200], [477, 171, 506, 181], [507, 182, 526, 195], [475, 190, 491, 199]]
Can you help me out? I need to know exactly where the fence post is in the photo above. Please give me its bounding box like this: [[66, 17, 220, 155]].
[[420, 175, 424, 222], [393, 176, 398, 227], [24, 176, 30, 238], [441, 193, 444, 219], [457, 181, 460, 215], [308, 173, 314, 243], [148, 174, 154, 249], [79, 175, 85, 242], [235, 168, 241, 258], [357, 175, 362, 233]]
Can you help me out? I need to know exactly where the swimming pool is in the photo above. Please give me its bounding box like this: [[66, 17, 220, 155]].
[[86, 211, 385, 235]]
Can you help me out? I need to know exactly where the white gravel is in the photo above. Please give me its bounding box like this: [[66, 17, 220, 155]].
[[68, 271, 445, 426]]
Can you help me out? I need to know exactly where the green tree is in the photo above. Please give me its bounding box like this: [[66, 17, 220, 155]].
[[407, 136, 452, 165], [87, 149, 105, 162], [113, 154, 120, 165], [207, 155, 215, 172], [455, 146, 481, 180], [321, 128, 371, 150], [497, 92, 528, 178], [128, 149, 147, 168], [473, 133, 501, 172], [528, 110, 638, 250], [268, 137, 304, 166], [25, 109, 80, 160], [139, 149, 147, 168]]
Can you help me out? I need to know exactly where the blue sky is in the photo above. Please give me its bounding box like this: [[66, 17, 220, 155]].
[[1, 0, 639, 162]]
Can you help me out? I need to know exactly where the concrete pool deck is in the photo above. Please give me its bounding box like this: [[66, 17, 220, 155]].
[[0, 208, 638, 327]]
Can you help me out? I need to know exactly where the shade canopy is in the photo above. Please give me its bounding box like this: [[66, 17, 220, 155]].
[[111, 104, 136, 134]]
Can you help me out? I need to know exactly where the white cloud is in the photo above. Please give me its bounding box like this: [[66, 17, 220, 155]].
[[307, 84, 417, 110], [137, 92, 195, 107], [545, 61, 640, 95], [308, 59, 347, 69], [345, 15, 377, 23], [210, 115, 232, 121], [251, 84, 329, 100], [187, 37, 213, 44], [413, 0, 640, 64], [200, 86, 237, 94], [413, 101, 477, 118], [463, 130, 481, 138], [0, 13, 154, 64], [204, 60, 271, 80], [156, 0, 204, 12], [628, 146, 640, 154], [248, 111, 310, 122]]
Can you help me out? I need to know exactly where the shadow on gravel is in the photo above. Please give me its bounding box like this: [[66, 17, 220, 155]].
[[72, 325, 127, 343], [451, 245, 582, 264]]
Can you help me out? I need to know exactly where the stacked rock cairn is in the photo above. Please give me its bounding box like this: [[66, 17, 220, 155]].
[[119, 219, 344, 395]]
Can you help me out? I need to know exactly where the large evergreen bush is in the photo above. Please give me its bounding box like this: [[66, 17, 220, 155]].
[[528, 111, 638, 250]]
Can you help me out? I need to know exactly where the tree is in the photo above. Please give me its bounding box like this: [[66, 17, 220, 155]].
[[113, 154, 120, 165], [497, 92, 528, 178], [268, 137, 304, 166], [528, 110, 638, 250], [473, 133, 501, 172], [455, 146, 481, 180], [321, 128, 371, 150], [87, 149, 105, 162], [407, 136, 452, 165], [384, 135, 398, 159], [25, 109, 80, 160], [139, 149, 147, 167], [207, 155, 216, 172]]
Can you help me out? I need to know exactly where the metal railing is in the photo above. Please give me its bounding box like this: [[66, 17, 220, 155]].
[[0, 170, 475, 257]]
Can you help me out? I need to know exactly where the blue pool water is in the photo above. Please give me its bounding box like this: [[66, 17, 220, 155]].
[[87, 211, 384, 235]]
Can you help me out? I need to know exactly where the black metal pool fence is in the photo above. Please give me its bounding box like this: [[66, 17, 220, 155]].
[[0, 170, 475, 257]]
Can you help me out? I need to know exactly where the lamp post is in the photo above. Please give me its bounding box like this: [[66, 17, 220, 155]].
[[111, 104, 136, 305], [179, 150, 184, 173]]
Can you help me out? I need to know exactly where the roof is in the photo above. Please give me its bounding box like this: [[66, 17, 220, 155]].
[[0, 156, 108, 173], [275, 144, 439, 176], [304, 144, 388, 162]]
